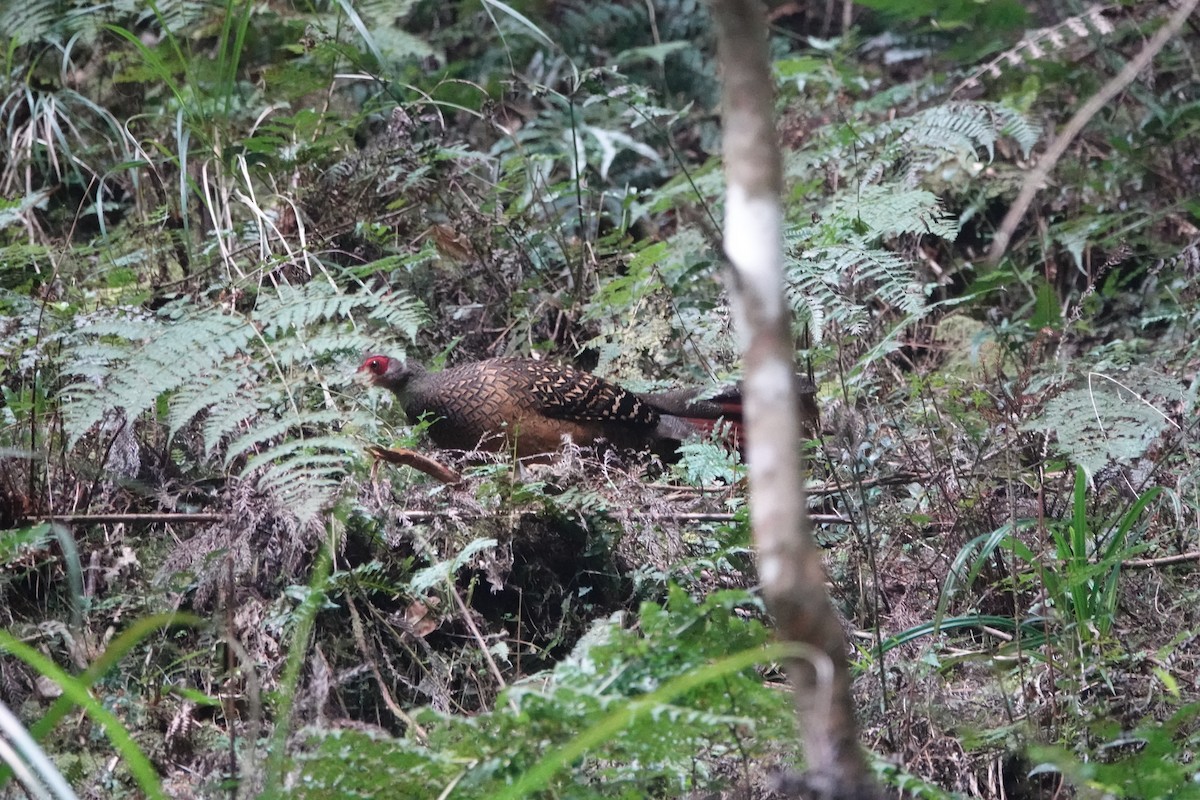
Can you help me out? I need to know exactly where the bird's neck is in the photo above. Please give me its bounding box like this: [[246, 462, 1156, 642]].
[[379, 361, 426, 399]]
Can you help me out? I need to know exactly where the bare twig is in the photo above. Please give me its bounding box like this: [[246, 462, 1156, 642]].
[[345, 594, 430, 741], [673, 512, 851, 525], [1124, 551, 1200, 569], [39, 513, 225, 523], [368, 445, 463, 484], [447, 583, 515, 710], [648, 471, 922, 495], [35, 509, 850, 527]]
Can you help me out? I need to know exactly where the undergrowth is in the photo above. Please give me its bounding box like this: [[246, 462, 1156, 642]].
[[2, 0, 1199, 797]]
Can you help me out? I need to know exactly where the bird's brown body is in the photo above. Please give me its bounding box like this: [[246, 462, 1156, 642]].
[[359, 355, 744, 458]]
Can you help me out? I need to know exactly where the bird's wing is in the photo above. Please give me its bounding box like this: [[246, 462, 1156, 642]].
[[519, 361, 659, 425]]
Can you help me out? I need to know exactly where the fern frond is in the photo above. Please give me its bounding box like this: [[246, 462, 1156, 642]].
[[168, 365, 256, 438], [146, 0, 211, 35], [68, 311, 160, 341], [258, 453, 357, 487], [242, 434, 361, 475], [0, 0, 59, 45], [903, 103, 1000, 161], [253, 447, 355, 519], [224, 410, 349, 467], [1023, 367, 1186, 478], [60, 281, 426, 522], [203, 397, 263, 456], [257, 470, 343, 526], [992, 106, 1041, 159], [784, 236, 928, 344], [53, 342, 130, 376], [774, 99, 1036, 347], [899, 102, 1040, 163], [827, 186, 958, 241], [63, 310, 261, 446], [253, 283, 428, 345], [367, 292, 429, 340], [254, 284, 367, 337], [295, 331, 388, 363], [58, 381, 109, 447], [820, 100, 1040, 192]]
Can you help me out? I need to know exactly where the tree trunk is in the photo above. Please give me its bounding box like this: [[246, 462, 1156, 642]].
[[708, 0, 880, 795]]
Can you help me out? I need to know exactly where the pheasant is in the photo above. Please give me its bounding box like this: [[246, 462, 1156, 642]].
[[358, 354, 750, 459]]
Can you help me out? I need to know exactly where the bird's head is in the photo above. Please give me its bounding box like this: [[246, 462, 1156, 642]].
[[359, 354, 395, 380], [358, 354, 416, 394]]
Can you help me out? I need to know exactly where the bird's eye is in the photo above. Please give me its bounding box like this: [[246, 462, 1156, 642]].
[[360, 356, 387, 375]]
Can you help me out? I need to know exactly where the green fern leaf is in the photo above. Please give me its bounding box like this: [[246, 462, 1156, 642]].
[[242, 435, 361, 475], [60, 279, 425, 522], [367, 292, 429, 340], [0, 0, 59, 44], [785, 236, 928, 343], [225, 411, 347, 468], [828, 185, 958, 240], [254, 284, 363, 338], [168, 366, 255, 438]]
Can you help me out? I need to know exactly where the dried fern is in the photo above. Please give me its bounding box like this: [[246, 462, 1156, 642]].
[[1023, 367, 1190, 478], [956, 6, 1119, 95]]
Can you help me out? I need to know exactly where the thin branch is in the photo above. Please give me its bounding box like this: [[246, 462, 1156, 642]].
[[1124, 551, 1200, 569], [447, 583, 515, 711], [345, 594, 430, 741], [34, 510, 852, 526], [38, 513, 226, 523]]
